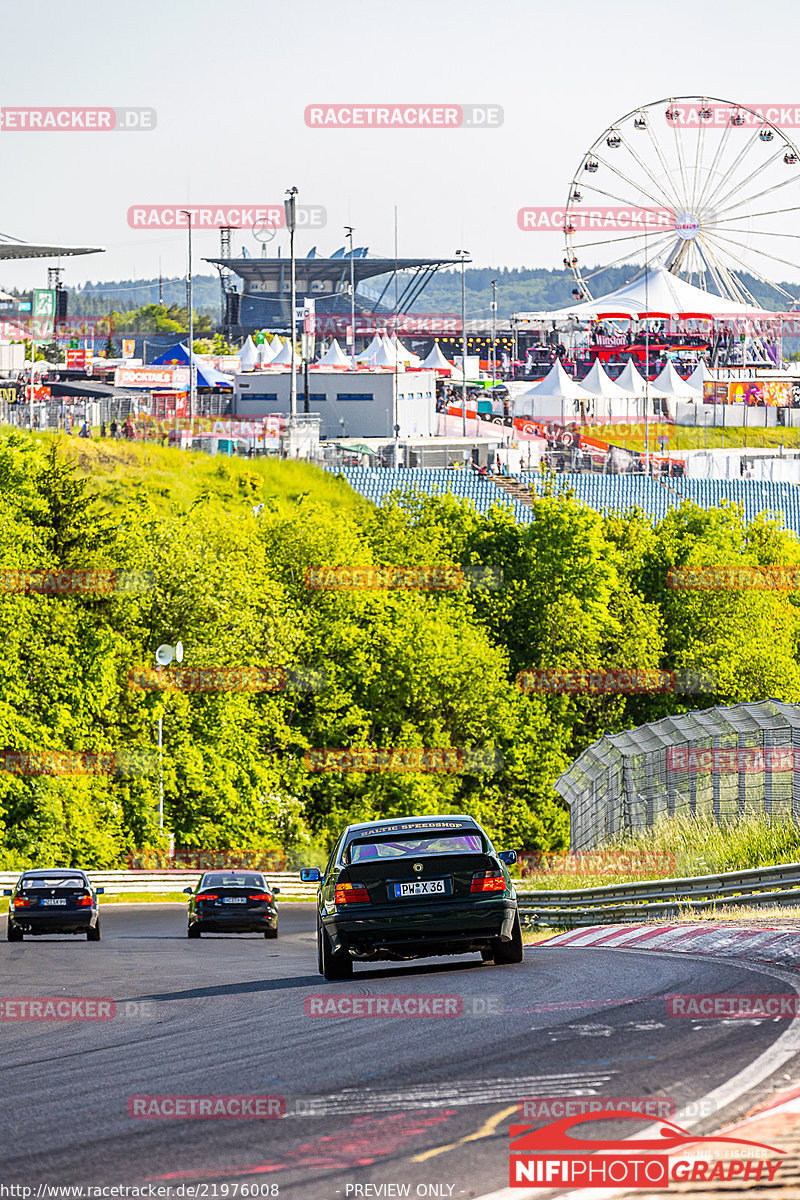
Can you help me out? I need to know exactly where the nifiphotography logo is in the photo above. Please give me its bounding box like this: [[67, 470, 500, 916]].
[[508, 1111, 784, 1188]]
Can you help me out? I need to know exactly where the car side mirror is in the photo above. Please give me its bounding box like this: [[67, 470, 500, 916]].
[[272, 886, 280, 894], [95, 887, 105, 895], [2, 889, 11, 897], [183, 887, 194, 894], [498, 850, 517, 866], [300, 867, 321, 882]]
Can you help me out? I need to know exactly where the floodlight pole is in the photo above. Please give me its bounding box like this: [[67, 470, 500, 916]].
[[345, 225, 356, 372], [286, 188, 298, 420], [457, 250, 470, 438], [180, 211, 196, 422]]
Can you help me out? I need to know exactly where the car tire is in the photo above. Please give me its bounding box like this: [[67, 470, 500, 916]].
[[480, 946, 494, 962], [7, 923, 23, 942], [264, 927, 278, 939], [320, 923, 352, 981], [492, 911, 524, 964], [187, 925, 201, 938], [316, 920, 324, 975], [87, 921, 101, 942]]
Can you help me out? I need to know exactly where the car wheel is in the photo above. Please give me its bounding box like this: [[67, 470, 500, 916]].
[[187, 925, 201, 938], [320, 923, 352, 980], [492, 912, 524, 964], [480, 946, 493, 962], [316, 921, 324, 975], [7, 923, 23, 942], [264, 927, 278, 939], [87, 921, 101, 942]]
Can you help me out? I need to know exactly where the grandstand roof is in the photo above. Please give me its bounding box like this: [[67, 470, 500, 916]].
[[0, 232, 103, 260]]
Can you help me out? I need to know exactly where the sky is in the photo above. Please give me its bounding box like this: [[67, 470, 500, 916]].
[[2, 0, 800, 299]]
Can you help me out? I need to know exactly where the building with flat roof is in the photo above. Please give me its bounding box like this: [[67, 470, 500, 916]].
[[233, 369, 436, 440]]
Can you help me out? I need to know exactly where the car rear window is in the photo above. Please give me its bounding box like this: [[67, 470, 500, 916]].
[[348, 834, 484, 862], [20, 876, 86, 889], [200, 872, 266, 889]]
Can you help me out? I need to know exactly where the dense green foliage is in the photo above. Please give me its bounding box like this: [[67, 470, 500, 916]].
[[1, 435, 799, 870]]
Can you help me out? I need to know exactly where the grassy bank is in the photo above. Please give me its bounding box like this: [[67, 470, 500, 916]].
[[516, 815, 800, 892], [591, 422, 799, 453]]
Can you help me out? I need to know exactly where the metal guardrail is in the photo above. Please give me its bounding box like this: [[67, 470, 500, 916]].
[[516, 860, 800, 926], [0, 870, 319, 898]]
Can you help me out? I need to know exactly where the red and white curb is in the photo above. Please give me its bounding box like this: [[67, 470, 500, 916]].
[[474, 924, 800, 1199], [539, 922, 800, 969]]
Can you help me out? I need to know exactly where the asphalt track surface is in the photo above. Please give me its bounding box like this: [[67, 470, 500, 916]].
[[1, 903, 798, 1199]]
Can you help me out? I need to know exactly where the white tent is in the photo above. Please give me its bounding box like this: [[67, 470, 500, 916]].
[[421, 342, 453, 370], [239, 336, 258, 371], [258, 337, 282, 365], [391, 336, 423, 368], [616, 360, 651, 397], [528, 360, 593, 399], [271, 339, 302, 367], [370, 339, 396, 367], [685, 360, 713, 391], [513, 361, 593, 420], [581, 360, 628, 399], [356, 335, 382, 364], [653, 361, 701, 399], [317, 339, 351, 367], [515, 263, 771, 324]]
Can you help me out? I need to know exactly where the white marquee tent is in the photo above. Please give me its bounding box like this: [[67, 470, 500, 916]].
[[514, 264, 773, 326], [317, 339, 350, 367]]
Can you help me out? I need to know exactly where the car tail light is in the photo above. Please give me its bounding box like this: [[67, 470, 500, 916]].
[[195, 893, 218, 901], [335, 881, 371, 904], [248, 893, 273, 902], [13, 896, 30, 908], [76, 894, 93, 907], [470, 871, 507, 893]]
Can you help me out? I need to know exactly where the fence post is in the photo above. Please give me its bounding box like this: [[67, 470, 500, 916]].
[[712, 736, 721, 822]]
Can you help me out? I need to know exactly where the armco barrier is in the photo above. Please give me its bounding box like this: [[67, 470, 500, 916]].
[[0, 869, 319, 898], [517, 860, 800, 926]]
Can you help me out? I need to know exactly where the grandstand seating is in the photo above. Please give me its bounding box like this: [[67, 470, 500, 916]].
[[328, 468, 800, 535]]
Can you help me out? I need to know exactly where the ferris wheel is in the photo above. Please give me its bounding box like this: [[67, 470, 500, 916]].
[[564, 96, 800, 309]]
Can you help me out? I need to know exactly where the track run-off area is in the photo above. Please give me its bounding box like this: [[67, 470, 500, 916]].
[[2, 903, 799, 1199]]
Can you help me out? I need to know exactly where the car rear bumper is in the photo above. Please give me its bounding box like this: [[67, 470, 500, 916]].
[[189, 910, 277, 933], [10, 909, 98, 934], [323, 898, 517, 958]]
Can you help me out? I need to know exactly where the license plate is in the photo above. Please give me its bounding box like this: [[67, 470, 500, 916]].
[[41, 898, 68, 906], [222, 897, 247, 904], [393, 880, 448, 898]]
